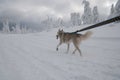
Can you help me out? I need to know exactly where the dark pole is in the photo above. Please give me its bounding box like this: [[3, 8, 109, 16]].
[[72, 15, 120, 33]]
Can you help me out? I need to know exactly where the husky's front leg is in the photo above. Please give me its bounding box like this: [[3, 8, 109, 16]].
[[66, 43, 70, 53], [56, 42, 62, 51]]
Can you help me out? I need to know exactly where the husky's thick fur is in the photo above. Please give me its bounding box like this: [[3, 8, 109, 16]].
[[56, 29, 92, 56]]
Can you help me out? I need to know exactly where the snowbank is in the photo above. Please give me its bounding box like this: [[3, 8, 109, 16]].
[[0, 23, 120, 80]]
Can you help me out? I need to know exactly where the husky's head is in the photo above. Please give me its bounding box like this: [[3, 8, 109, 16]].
[[56, 29, 63, 39]]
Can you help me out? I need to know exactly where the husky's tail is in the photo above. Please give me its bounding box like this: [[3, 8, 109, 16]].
[[82, 31, 93, 40]]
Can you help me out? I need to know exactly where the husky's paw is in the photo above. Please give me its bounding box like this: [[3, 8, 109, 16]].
[[56, 48, 58, 51]]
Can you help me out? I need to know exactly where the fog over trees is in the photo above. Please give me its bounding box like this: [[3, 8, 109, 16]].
[[0, 0, 119, 33]]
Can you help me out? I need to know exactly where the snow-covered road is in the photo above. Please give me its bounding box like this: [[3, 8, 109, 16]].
[[0, 24, 120, 80]]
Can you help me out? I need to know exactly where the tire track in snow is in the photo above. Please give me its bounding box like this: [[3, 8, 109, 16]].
[[0, 36, 56, 80]]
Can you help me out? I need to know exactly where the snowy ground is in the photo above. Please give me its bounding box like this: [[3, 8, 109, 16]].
[[0, 23, 120, 80]]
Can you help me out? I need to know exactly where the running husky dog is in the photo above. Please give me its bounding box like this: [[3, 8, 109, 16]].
[[56, 29, 92, 56]]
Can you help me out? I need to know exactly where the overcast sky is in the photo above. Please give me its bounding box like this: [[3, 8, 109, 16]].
[[0, 0, 118, 21]]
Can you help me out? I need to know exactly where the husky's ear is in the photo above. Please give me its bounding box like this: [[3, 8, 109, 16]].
[[58, 29, 60, 31]]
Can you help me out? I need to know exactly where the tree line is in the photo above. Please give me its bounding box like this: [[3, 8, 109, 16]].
[[0, 0, 120, 33]]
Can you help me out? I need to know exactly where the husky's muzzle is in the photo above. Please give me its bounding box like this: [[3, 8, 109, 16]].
[[56, 35, 58, 39]]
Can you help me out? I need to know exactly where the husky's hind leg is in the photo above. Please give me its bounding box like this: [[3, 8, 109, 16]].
[[73, 41, 82, 56]]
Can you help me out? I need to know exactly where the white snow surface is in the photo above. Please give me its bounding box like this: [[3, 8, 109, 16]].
[[0, 23, 120, 80]]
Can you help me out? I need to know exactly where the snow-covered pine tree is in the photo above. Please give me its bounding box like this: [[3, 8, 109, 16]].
[[71, 12, 81, 26], [111, 4, 115, 15], [11, 26, 15, 33], [21, 25, 27, 34], [108, 0, 120, 21], [15, 23, 21, 33], [92, 6, 99, 23], [2, 20, 10, 33], [82, 0, 92, 24], [56, 18, 64, 27], [115, 0, 120, 16], [46, 16, 53, 31], [108, 4, 115, 19], [71, 13, 76, 26], [76, 13, 81, 26]]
